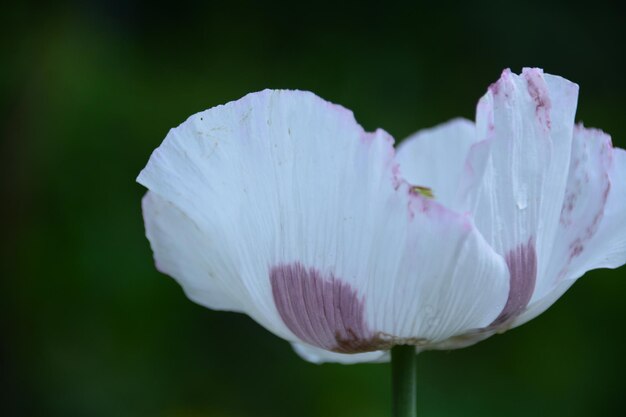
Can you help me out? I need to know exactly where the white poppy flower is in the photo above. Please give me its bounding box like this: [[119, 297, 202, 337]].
[[138, 68, 625, 364]]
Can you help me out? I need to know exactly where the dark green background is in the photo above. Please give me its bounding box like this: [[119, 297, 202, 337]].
[[2, 1, 625, 416]]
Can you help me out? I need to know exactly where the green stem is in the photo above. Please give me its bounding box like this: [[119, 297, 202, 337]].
[[391, 345, 417, 417]]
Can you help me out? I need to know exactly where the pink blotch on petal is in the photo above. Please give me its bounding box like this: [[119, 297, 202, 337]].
[[491, 238, 537, 327], [270, 262, 386, 353], [558, 125, 613, 279], [522, 68, 552, 131]]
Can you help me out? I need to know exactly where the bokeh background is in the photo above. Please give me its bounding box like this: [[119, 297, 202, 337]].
[[2, 1, 625, 416]]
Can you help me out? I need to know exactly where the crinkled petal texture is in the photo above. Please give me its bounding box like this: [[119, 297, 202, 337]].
[[138, 89, 510, 363], [397, 68, 626, 340]]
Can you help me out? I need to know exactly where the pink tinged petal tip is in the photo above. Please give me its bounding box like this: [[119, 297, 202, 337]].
[[270, 262, 385, 353], [491, 238, 537, 327], [523, 68, 552, 130], [489, 68, 552, 131]]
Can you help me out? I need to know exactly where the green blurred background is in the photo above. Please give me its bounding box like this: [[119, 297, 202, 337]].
[[2, 1, 625, 416]]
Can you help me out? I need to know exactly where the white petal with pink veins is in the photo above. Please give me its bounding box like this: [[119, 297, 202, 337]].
[[587, 148, 626, 270], [514, 130, 626, 327], [588, 148, 626, 269], [138, 90, 509, 363], [465, 68, 579, 325], [536, 126, 612, 298]]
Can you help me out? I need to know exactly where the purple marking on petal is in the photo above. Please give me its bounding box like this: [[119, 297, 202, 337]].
[[557, 127, 612, 279], [407, 186, 433, 218], [523, 69, 552, 131], [491, 238, 537, 326], [566, 180, 610, 262], [489, 68, 512, 96], [391, 162, 402, 190], [270, 262, 385, 353]]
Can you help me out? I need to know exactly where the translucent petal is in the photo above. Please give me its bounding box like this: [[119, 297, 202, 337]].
[[536, 126, 612, 297], [395, 118, 476, 211], [579, 147, 626, 270], [292, 342, 388, 364], [514, 132, 626, 327]]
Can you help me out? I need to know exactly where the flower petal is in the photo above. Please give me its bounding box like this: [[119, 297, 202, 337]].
[[292, 342, 388, 364], [369, 200, 509, 343], [466, 68, 579, 324], [138, 90, 509, 362], [395, 118, 476, 210], [514, 131, 626, 327], [142, 191, 245, 312], [586, 147, 626, 269], [537, 126, 612, 295]]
